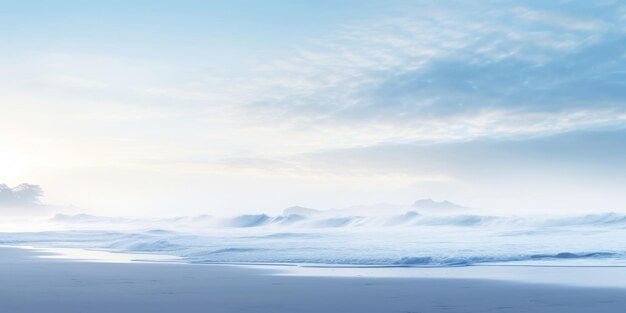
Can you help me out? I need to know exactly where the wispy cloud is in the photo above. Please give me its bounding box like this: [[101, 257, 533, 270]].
[[4, 1, 624, 159], [224, 2, 625, 146]]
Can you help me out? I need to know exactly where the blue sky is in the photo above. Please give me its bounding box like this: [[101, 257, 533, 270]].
[[1, 0, 625, 216]]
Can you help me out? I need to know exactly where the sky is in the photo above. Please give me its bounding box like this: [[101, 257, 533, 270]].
[[1, 0, 626, 217]]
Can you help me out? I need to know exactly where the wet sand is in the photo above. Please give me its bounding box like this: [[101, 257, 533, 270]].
[[1, 247, 626, 313]]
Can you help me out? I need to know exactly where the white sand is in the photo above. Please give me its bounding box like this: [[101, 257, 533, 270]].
[[1, 247, 626, 313]]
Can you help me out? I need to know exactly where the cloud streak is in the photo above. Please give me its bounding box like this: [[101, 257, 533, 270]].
[[5, 1, 625, 158], [231, 1, 626, 145]]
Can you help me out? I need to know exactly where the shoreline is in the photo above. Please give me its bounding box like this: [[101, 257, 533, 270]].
[[8, 244, 626, 289], [15, 245, 626, 288], [2, 246, 626, 312]]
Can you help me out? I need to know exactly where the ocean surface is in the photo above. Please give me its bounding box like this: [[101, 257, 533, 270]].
[[2, 209, 626, 267]]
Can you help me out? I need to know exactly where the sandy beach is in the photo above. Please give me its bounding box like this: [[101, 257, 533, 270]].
[[1, 247, 625, 313]]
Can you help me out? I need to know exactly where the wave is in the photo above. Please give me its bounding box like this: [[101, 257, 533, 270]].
[[182, 250, 619, 267], [3, 226, 625, 267], [17, 209, 626, 268], [271, 214, 307, 225], [226, 214, 271, 227], [530, 252, 616, 259], [384, 211, 420, 226], [415, 214, 502, 227], [542, 212, 626, 227], [206, 248, 262, 254], [110, 239, 183, 252], [144, 229, 177, 235], [243, 232, 317, 239], [49, 211, 626, 230], [394, 251, 618, 267], [311, 217, 363, 228]]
